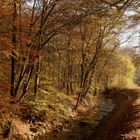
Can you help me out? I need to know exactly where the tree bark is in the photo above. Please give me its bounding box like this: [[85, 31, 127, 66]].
[[16, 66, 33, 103], [10, 0, 17, 97], [34, 55, 40, 96]]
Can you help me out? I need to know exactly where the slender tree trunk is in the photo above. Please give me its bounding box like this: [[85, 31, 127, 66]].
[[66, 34, 74, 94], [10, 57, 16, 97], [16, 66, 33, 103], [66, 37, 70, 94], [57, 51, 61, 89], [10, 1, 17, 97], [34, 55, 40, 96], [74, 91, 82, 110], [14, 65, 24, 95], [69, 50, 73, 94], [105, 75, 109, 90], [80, 42, 85, 88]]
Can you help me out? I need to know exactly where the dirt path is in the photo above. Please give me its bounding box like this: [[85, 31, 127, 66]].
[[110, 88, 140, 140], [93, 88, 137, 140]]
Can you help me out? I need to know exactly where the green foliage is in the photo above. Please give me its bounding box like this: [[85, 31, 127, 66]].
[[93, 50, 136, 90], [113, 55, 135, 87], [0, 119, 11, 129], [0, 119, 11, 138], [18, 86, 74, 122]]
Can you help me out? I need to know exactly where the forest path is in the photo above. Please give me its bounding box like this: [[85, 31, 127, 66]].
[[92, 87, 137, 140], [38, 87, 139, 140], [110, 87, 140, 140]]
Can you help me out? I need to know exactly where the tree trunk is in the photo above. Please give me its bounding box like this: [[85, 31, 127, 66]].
[[10, 57, 16, 97], [34, 55, 40, 96], [10, 1, 17, 97], [16, 66, 33, 103], [74, 91, 82, 110]]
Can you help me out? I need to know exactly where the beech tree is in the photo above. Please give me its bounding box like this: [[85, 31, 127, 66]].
[[0, 0, 138, 106]]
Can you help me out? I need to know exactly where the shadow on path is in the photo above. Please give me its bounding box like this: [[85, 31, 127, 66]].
[[110, 89, 140, 140]]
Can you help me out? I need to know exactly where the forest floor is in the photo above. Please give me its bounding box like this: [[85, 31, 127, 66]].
[[0, 86, 140, 140], [0, 86, 115, 140], [44, 87, 140, 140]]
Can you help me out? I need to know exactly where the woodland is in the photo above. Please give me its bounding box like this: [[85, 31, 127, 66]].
[[0, 0, 140, 140]]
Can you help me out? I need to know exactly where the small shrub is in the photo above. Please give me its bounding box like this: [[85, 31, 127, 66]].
[[0, 119, 11, 138], [19, 103, 46, 122]]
